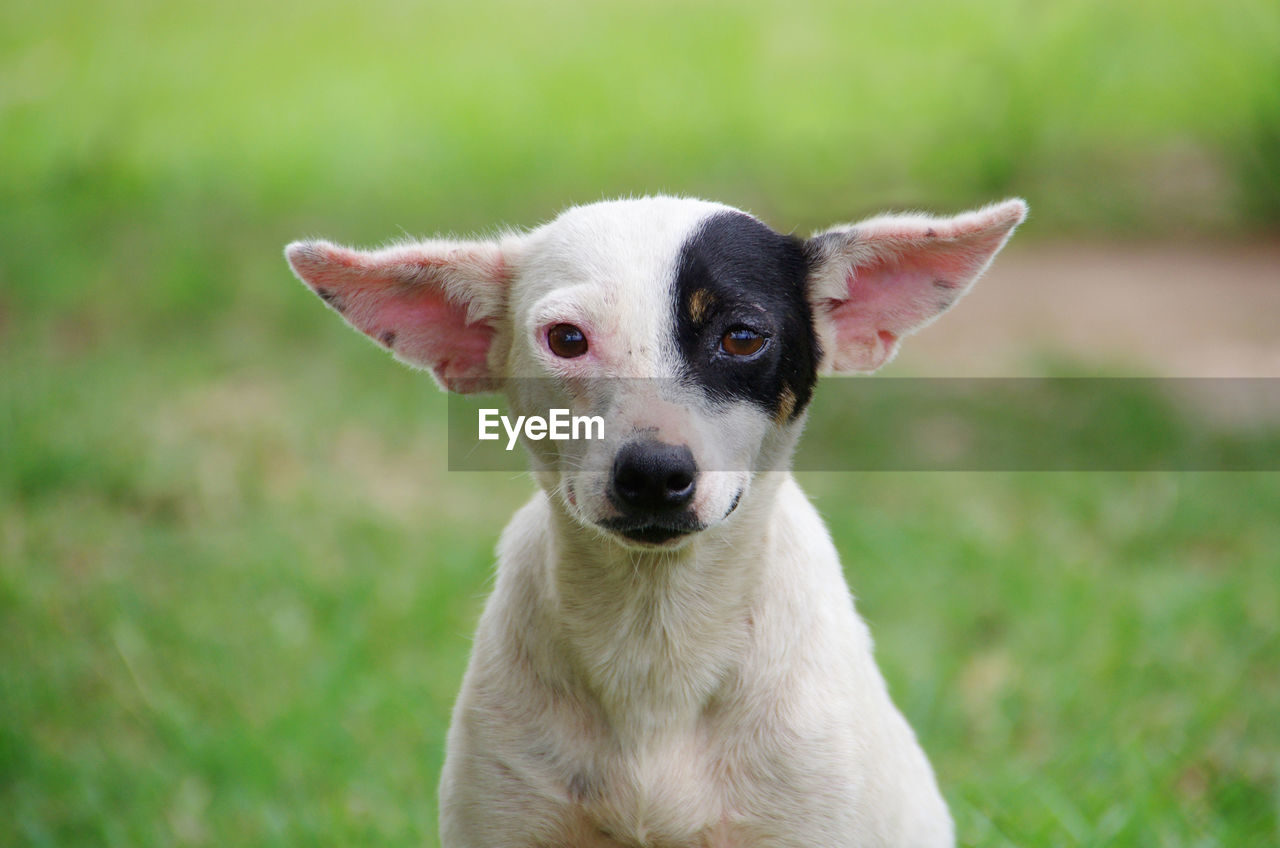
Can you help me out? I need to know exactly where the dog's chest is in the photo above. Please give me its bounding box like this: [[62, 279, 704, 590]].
[[557, 725, 746, 847]]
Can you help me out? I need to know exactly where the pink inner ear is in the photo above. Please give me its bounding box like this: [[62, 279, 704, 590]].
[[822, 200, 1026, 372], [827, 248, 969, 372], [286, 240, 506, 393], [371, 293, 496, 393]]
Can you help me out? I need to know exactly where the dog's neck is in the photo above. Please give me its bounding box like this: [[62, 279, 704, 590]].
[[541, 473, 789, 739]]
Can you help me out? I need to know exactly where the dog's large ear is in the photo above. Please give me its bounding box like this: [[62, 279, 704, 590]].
[[285, 236, 522, 393], [806, 199, 1027, 373]]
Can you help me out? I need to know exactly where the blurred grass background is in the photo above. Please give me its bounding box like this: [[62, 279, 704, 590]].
[[2, 0, 1278, 845]]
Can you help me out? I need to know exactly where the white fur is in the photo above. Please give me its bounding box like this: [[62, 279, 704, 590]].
[[287, 195, 1028, 846], [440, 476, 953, 847]]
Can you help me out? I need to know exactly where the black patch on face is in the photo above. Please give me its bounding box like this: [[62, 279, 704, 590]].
[[672, 211, 819, 421]]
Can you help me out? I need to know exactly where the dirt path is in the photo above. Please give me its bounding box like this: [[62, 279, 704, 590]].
[[893, 240, 1280, 377]]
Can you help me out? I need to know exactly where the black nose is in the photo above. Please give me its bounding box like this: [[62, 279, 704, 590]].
[[610, 441, 697, 514]]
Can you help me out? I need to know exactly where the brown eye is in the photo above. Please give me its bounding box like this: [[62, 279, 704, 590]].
[[547, 323, 588, 358], [720, 326, 766, 357]]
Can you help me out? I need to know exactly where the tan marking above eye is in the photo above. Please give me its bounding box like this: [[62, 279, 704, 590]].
[[688, 289, 715, 323]]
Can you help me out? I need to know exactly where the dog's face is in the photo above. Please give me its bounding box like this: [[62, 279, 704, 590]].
[[500, 198, 818, 547], [287, 195, 1025, 549]]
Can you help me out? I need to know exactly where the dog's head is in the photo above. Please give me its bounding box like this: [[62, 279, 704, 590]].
[[287, 196, 1025, 549]]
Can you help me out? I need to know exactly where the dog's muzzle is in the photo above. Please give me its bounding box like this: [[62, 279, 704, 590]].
[[603, 440, 702, 545]]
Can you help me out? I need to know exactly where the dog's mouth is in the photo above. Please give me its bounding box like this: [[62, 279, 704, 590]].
[[598, 514, 705, 547], [592, 488, 744, 547]]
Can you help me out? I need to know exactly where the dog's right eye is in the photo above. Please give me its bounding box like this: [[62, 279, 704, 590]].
[[547, 323, 589, 358]]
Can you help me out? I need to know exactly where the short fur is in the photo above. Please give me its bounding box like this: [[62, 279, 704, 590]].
[[286, 195, 1027, 847]]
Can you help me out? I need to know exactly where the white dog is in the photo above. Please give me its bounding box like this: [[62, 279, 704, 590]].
[[286, 195, 1026, 847]]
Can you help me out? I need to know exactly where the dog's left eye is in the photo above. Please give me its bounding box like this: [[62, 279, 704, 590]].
[[720, 326, 767, 357]]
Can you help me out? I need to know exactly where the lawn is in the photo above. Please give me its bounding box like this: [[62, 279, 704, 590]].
[[2, 0, 1278, 845]]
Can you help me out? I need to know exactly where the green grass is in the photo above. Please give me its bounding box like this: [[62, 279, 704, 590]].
[[5, 341, 1279, 844], [806, 471, 1280, 844], [3, 0, 1279, 845]]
